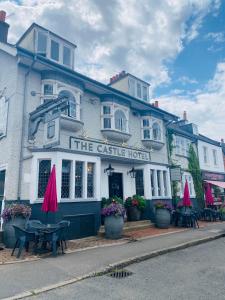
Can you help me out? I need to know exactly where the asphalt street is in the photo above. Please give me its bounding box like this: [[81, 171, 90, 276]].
[[26, 237, 225, 300]]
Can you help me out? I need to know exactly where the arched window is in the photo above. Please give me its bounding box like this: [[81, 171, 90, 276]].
[[114, 110, 127, 132], [58, 90, 76, 118], [152, 122, 161, 141]]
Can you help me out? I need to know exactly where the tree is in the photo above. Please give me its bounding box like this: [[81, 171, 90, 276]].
[[188, 144, 204, 208]]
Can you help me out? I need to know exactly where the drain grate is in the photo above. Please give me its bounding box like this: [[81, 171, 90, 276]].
[[108, 269, 133, 279]]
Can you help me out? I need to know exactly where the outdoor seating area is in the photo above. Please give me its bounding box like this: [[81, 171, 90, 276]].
[[11, 220, 70, 258]]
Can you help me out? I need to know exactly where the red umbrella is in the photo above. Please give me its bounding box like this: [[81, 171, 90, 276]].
[[205, 182, 214, 206], [42, 165, 58, 213], [182, 180, 192, 207]]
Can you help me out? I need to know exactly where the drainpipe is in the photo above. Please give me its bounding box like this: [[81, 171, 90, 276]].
[[17, 57, 36, 201]]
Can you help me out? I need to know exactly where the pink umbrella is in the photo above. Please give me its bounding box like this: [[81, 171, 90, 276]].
[[182, 180, 192, 207], [205, 182, 214, 206], [42, 165, 58, 213]]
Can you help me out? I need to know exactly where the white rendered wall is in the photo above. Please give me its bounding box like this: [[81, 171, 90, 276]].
[[198, 140, 224, 173]]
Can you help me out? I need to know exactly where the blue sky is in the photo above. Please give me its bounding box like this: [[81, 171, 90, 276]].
[[1, 0, 225, 139], [156, 0, 225, 97]]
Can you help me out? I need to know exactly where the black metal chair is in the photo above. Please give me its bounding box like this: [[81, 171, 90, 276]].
[[41, 227, 64, 256], [11, 225, 38, 258], [58, 220, 70, 249], [25, 220, 42, 232]]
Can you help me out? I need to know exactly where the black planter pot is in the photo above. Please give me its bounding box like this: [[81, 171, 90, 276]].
[[155, 208, 171, 229], [127, 206, 141, 221]]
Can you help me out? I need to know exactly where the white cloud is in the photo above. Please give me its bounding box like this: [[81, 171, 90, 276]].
[[205, 31, 225, 43], [159, 61, 225, 141], [178, 76, 198, 85], [0, 0, 220, 87]]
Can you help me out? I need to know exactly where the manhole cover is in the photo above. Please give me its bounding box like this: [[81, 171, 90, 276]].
[[108, 269, 133, 279]]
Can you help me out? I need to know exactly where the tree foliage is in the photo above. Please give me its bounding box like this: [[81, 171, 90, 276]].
[[188, 144, 204, 208]]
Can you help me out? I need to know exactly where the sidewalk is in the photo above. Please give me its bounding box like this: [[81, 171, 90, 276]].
[[1, 222, 225, 300]]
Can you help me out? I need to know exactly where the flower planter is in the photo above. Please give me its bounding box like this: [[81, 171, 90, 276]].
[[3, 217, 27, 248], [220, 213, 225, 221], [155, 208, 171, 229], [104, 215, 124, 239], [127, 206, 141, 221]]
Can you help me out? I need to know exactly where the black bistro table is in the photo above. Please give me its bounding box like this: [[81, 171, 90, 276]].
[[31, 223, 60, 254]]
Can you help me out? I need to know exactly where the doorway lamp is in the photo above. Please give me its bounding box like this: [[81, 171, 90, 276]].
[[127, 167, 136, 178], [104, 164, 115, 176]]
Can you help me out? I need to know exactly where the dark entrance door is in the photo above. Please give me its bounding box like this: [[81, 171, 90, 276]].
[[109, 172, 123, 199]]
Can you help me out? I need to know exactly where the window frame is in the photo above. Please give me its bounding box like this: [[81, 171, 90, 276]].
[[212, 149, 218, 166], [61, 160, 72, 199], [101, 102, 129, 133], [37, 159, 52, 199], [141, 117, 162, 142], [203, 146, 208, 164], [0, 167, 6, 201]]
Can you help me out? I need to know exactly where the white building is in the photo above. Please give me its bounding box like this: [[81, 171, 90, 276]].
[[168, 112, 225, 205], [0, 14, 177, 238]]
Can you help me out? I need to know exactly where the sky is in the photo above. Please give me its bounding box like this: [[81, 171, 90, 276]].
[[1, 0, 225, 140]]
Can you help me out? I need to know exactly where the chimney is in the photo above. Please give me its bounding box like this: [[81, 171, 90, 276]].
[[154, 100, 159, 108], [183, 110, 187, 121], [0, 11, 9, 43]]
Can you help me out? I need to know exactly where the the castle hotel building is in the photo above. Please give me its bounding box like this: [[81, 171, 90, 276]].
[[0, 14, 179, 237]]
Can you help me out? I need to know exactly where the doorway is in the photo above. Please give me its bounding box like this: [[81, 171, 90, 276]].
[[108, 172, 123, 199]]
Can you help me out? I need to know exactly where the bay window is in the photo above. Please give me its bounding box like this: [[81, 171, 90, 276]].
[[58, 90, 76, 118], [115, 110, 127, 132], [152, 122, 161, 141], [141, 117, 162, 142], [101, 103, 129, 133]]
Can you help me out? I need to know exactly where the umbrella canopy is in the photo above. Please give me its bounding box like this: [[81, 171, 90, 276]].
[[205, 182, 214, 206], [42, 165, 58, 213], [182, 180, 192, 207]]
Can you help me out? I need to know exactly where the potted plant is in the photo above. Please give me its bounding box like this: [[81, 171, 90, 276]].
[[124, 195, 147, 221], [154, 201, 172, 229], [101, 200, 125, 239], [101, 196, 123, 225], [2, 203, 31, 248], [219, 204, 225, 221]]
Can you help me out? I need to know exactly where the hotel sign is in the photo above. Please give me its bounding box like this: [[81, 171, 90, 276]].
[[70, 137, 151, 162]]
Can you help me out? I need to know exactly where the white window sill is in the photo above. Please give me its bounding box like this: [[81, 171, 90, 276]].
[[34, 198, 100, 203]]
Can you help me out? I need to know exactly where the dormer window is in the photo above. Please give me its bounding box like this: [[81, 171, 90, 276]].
[[37, 31, 47, 56], [63, 46, 71, 66], [34, 27, 75, 69], [50, 40, 59, 61]]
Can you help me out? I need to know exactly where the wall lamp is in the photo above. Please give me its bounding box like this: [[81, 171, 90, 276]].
[[104, 164, 115, 176]]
